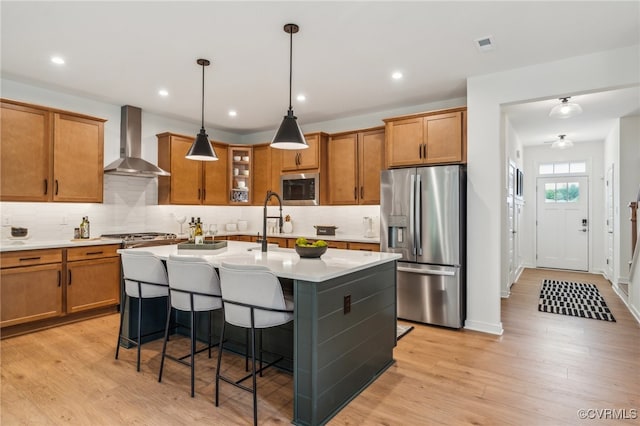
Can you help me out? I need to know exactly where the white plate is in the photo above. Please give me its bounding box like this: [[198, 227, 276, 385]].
[[233, 187, 249, 191]]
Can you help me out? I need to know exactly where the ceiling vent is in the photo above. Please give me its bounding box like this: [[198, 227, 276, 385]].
[[475, 36, 495, 52]]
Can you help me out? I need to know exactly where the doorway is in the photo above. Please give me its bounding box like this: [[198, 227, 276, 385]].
[[536, 176, 589, 271]]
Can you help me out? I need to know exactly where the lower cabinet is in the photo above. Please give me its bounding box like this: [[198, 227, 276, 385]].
[[0, 244, 121, 337]]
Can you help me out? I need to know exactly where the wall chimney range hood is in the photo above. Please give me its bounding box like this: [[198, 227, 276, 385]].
[[104, 105, 170, 177]]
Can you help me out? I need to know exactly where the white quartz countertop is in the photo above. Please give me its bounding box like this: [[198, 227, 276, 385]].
[[217, 230, 381, 244], [118, 241, 399, 283], [0, 238, 123, 252]]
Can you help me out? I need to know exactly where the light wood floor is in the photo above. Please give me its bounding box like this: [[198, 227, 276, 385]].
[[1, 268, 638, 425]]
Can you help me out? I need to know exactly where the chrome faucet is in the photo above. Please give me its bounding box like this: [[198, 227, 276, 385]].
[[261, 190, 283, 252]]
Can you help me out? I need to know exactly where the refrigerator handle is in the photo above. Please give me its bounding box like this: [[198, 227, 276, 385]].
[[415, 174, 423, 256], [397, 266, 456, 276], [410, 173, 416, 255]]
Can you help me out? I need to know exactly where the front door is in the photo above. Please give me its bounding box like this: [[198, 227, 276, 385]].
[[536, 176, 589, 271]]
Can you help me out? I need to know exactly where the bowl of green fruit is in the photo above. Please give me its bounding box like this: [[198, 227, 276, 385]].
[[294, 237, 328, 258]]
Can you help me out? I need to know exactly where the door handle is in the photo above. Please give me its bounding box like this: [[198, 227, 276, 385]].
[[398, 266, 456, 276], [579, 228, 588, 232]]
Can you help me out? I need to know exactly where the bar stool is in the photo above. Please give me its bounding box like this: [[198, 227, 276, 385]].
[[116, 250, 170, 372], [216, 262, 294, 426], [158, 254, 223, 397]]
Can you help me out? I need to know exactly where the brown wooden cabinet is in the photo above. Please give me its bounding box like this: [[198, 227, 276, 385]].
[[0, 99, 105, 203], [328, 127, 384, 205], [1, 244, 120, 337], [157, 132, 228, 205], [347, 242, 380, 252], [1, 249, 63, 328], [280, 132, 328, 172], [384, 107, 466, 168], [252, 143, 282, 205], [66, 245, 120, 314]]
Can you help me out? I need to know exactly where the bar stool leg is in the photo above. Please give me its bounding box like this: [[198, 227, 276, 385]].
[[158, 297, 173, 383], [251, 323, 258, 426], [115, 294, 127, 360], [245, 328, 249, 372], [136, 295, 142, 372], [190, 311, 196, 398], [215, 320, 226, 407], [208, 311, 212, 358]]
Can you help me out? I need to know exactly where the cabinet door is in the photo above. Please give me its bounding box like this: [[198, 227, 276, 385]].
[[203, 143, 228, 205], [385, 117, 423, 167], [1, 102, 52, 201], [252, 144, 281, 205], [170, 135, 203, 204], [424, 112, 463, 164], [53, 113, 104, 202], [328, 133, 358, 205], [66, 257, 120, 313], [281, 133, 319, 171], [358, 128, 384, 205], [1, 263, 63, 327], [229, 146, 252, 204]]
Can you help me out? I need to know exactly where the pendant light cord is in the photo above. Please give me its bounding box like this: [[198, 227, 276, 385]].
[[201, 62, 205, 129], [288, 28, 293, 112]]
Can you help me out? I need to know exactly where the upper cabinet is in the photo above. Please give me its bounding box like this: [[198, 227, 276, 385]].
[[328, 127, 384, 205], [1, 99, 105, 203], [280, 132, 329, 172], [384, 107, 466, 168], [157, 132, 228, 205], [228, 146, 252, 205], [252, 143, 281, 206]]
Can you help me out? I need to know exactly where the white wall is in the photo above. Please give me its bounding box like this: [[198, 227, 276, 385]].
[[521, 141, 605, 273], [466, 45, 640, 335]]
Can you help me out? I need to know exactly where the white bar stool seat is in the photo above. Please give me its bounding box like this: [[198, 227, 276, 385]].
[[216, 262, 294, 425], [116, 250, 170, 372], [158, 254, 223, 397]]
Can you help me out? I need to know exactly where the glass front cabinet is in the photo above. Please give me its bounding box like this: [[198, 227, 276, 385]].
[[229, 146, 252, 204]]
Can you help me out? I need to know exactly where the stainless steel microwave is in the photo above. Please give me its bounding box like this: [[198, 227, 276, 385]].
[[280, 173, 319, 206]]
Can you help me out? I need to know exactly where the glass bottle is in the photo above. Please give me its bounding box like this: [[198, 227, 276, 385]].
[[194, 218, 204, 245]]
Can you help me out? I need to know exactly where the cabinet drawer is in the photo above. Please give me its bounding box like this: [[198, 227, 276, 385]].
[[348, 242, 380, 252], [67, 244, 120, 261], [1, 249, 63, 268]]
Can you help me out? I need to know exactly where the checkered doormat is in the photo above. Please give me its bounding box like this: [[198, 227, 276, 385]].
[[538, 279, 616, 322]]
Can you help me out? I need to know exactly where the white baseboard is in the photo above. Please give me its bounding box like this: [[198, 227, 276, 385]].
[[464, 319, 504, 335], [612, 285, 640, 325]]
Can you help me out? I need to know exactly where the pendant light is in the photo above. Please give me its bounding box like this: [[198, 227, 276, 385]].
[[271, 23, 308, 150], [551, 134, 574, 149], [186, 58, 218, 161], [549, 97, 583, 119]]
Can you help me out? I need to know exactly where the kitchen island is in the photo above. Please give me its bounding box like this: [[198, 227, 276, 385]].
[[119, 241, 400, 426]]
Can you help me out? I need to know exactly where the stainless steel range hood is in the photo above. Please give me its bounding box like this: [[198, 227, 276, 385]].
[[104, 105, 170, 177]]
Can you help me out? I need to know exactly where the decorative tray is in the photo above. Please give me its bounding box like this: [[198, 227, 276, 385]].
[[177, 240, 227, 250]]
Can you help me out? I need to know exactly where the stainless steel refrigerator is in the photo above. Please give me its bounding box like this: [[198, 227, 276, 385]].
[[380, 165, 466, 328]]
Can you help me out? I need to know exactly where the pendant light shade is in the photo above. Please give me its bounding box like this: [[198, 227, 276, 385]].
[[271, 23, 308, 150], [186, 58, 218, 161], [551, 134, 574, 149], [549, 97, 583, 119]]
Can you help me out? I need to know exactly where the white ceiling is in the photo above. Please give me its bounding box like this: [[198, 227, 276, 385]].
[[2, 1, 639, 144]]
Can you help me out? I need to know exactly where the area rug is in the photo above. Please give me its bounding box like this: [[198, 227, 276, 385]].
[[538, 279, 616, 322], [396, 324, 414, 340]]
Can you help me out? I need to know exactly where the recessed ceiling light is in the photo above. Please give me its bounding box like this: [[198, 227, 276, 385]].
[[228, 110, 237, 117], [392, 72, 403, 80], [51, 56, 65, 65], [296, 94, 306, 102], [158, 89, 169, 97]]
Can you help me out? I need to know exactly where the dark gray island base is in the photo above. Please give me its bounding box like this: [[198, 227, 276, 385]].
[[294, 261, 396, 425], [117, 243, 398, 425]]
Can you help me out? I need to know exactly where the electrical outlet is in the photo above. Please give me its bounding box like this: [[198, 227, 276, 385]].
[[2, 216, 11, 226], [343, 295, 351, 314]]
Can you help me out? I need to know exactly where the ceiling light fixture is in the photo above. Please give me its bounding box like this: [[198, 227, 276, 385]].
[[392, 71, 403, 80], [51, 56, 65, 65], [186, 58, 218, 161], [549, 97, 583, 119], [271, 23, 308, 150], [296, 94, 306, 102], [551, 134, 574, 149], [228, 110, 237, 117], [158, 89, 169, 97]]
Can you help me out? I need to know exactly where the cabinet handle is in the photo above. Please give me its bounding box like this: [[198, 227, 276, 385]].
[[422, 144, 426, 158], [202, 189, 206, 200], [85, 251, 103, 255], [418, 145, 422, 159], [68, 270, 72, 285], [44, 179, 48, 195], [57, 270, 61, 287], [19, 256, 41, 262], [296, 152, 301, 166], [55, 179, 59, 195], [198, 188, 201, 200], [360, 186, 364, 199], [354, 187, 357, 200]]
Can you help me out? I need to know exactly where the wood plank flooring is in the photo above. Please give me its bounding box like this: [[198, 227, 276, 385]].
[[1, 268, 638, 425]]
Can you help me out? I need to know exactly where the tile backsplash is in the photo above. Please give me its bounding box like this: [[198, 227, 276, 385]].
[[1, 175, 380, 241]]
